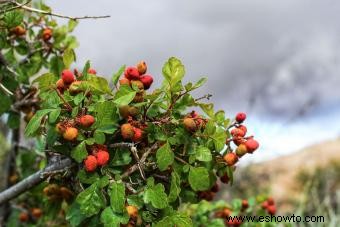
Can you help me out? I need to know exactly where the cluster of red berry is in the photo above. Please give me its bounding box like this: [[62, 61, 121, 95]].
[[84, 145, 110, 172], [10, 26, 52, 42], [224, 112, 260, 166], [183, 111, 208, 132], [18, 207, 43, 223], [261, 197, 276, 215]]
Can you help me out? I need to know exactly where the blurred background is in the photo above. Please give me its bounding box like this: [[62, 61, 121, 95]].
[[45, 0, 340, 221]]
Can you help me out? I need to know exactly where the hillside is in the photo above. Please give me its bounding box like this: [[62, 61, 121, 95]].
[[219, 138, 340, 212]]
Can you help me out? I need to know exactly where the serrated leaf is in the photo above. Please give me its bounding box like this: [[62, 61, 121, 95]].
[[113, 85, 136, 106], [143, 183, 168, 209], [156, 142, 174, 171], [162, 57, 185, 85], [169, 172, 181, 202], [94, 101, 118, 129], [32, 73, 56, 91], [110, 182, 125, 213], [188, 167, 210, 191], [100, 207, 129, 227], [77, 170, 100, 184], [63, 48, 75, 68], [195, 146, 212, 162], [112, 65, 126, 86], [199, 103, 214, 118], [4, 11, 23, 28], [155, 212, 193, 227], [71, 141, 87, 163], [76, 182, 106, 217], [48, 108, 61, 123], [24, 109, 54, 136], [94, 130, 105, 144], [212, 128, 227, 151], [65, 202, 87, 227], [88, 75, 112, 95]]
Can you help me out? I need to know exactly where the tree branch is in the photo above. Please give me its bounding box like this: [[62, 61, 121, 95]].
[[8, 0, 110, 20], [0, 158, 74, 205]]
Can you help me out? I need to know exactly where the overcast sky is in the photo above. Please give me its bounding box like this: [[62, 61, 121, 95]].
[[47, 0, 340, 161]]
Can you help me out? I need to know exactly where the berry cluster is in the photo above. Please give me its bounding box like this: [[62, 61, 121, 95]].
[[119, 61, 154, 103], [84, 145, 110, 172], [261, 197, 276, 215], [183, 111, 207, 132], [43, 184, 74, 202], [10, 26, 53, 43], [18, 207, 43, 223], [224, 112, 259, 166]]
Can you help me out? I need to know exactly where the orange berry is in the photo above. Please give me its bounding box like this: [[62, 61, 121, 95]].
[[63, 127, 78, 141]]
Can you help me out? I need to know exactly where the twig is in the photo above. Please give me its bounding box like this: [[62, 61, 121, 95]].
[[0, 158, 73, 205], [121, 142, 160, 179], [195, 94, 212, 102], [0, 83, 13, 96], [130, 146, 146, 180], [0, 0, 31, 14], [12, 1, 110, 20], [55, 88, 72, 111], [175, 156, 189, 165]]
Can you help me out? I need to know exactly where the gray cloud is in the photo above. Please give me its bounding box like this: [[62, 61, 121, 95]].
[[47, 0, 340, 119]]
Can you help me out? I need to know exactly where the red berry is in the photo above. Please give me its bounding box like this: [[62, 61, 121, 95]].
[[137, 61, 147, 75], [56, 79, 65, 91], [84, 155, 97, 172], [267, 205, 276, 215], [61, 69, 75, 84], [242, 200, 249, 209], [19, 212, 29, 222], [63, 127, 78, 141], [220, 174, 229, 184], [132, 127, 143, 142], [42, 28, 52, 41], [245, 139, 259, 153], [261, 201, 269, 209], [211, 182, 219, 193], [121, 123, 135, 140], [237, 125, 247, 135], [235, 112, 246, 123], [231, 128, 246, 137], [223, 152, 239, 166], [119, 78, 130, 86], [140, 75, 153, 90], [124, 67, 140, 80], [96, 151, 110, 166], [79, 115, 95, 128], [267, 197, 275, 206], [88, 68, 97, 74]]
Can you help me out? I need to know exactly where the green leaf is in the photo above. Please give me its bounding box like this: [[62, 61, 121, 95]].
[[4, 11, 23, 28], [155, 212, 193, 227], [156, 142, 174, 171], [76, 182, 106, 217], [168, 172, 181, 202], [94, 130, 105, 144], [144, 182, 168, 209], [50, 56, 65, 78], [195, 146, 212, 162], [113, 85, 136, 106], [188, 167, 210, 191], [71, 141, 87, 163], [68, 20, 78, 32], [212, 128, 227, 151], [199, 103, 214, 118], [94, 101, 118, 129], [0, 95, 12, 116], [49, 108, 61, 123], [185, 77, 207, 92], [7, 111, 20, 129], [162, 57, 185, 86], [33, 73, 57, 91], [63, 48, 75, 68], [24, 109, 54, 136], [110, 182, 125, 213], [87, 75, 112, 95], [77, 170, 100, 184], [112, 65, 126, 86], [66, 202, 87, 227], [100, 207, 129, 227]]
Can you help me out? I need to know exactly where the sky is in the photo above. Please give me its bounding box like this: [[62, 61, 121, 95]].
[[46, 0, 340, 162]]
